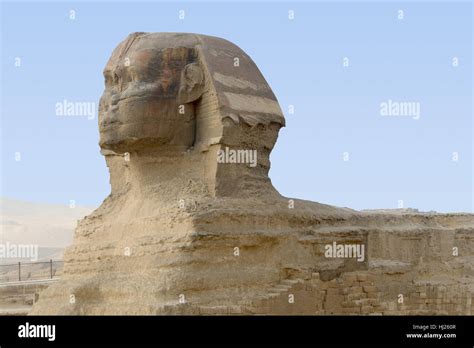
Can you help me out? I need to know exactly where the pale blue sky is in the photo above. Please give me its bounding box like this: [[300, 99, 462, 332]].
[[1, 1, 472, 212]]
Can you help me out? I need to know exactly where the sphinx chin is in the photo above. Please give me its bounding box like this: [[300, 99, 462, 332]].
[[30, 32, 474, 316], [100, 122, 195, 153]]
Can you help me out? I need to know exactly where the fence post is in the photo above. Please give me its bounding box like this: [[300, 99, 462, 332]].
[[50, 259, 53, 279], [18, 262, 21, 281]]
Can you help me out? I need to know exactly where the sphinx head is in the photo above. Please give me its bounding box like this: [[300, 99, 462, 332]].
[[99, 33, 286, 197], [99, 33, 208, 153]]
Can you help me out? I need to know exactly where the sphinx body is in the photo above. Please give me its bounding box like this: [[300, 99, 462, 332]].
[[31, 33, 474, 315]]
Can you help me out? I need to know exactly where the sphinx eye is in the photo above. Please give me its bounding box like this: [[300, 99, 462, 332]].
[[113, 72, 120, 84]]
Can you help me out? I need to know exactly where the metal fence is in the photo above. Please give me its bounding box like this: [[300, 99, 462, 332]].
[[0, 260, 64, 283]]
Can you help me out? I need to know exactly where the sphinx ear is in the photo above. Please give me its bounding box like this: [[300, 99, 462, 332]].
[[177, 63, 204, 104]]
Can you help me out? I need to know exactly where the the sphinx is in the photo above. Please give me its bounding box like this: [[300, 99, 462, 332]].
[[31, 33, 474, 315]]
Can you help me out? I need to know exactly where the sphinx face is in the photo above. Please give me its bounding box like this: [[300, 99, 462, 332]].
[[99, 39, 203, 153]]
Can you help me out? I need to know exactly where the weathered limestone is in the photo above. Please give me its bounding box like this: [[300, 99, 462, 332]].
[[30, 33, 474, 315]]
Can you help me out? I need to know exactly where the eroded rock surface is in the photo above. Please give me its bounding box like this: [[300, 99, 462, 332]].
[[30, 33, 474, 315]]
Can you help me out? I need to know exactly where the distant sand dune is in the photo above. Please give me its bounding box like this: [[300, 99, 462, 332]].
[[0, 198, 95, 260]]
